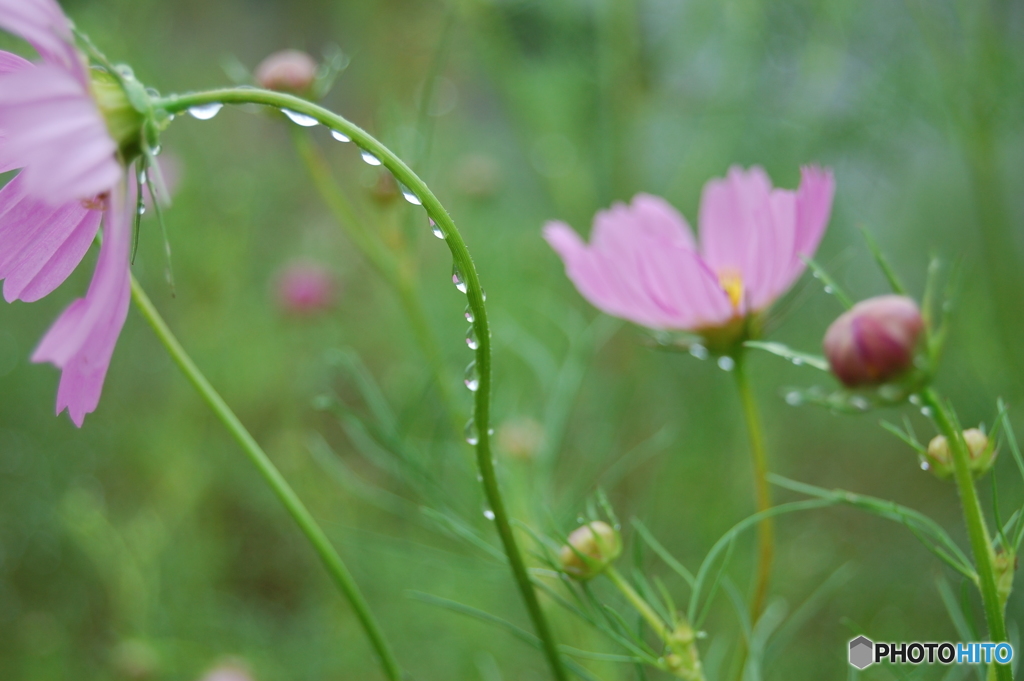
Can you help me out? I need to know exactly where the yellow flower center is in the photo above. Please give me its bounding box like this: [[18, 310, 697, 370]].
[[717, 269, 744, 310]]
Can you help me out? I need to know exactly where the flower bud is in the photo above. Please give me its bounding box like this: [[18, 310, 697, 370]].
[[823, 295, 923, 387], [275, 261, 335, 315], [255, 50, 318, 96], [925, 428, 995, 479], [559, 521, 621, 580]]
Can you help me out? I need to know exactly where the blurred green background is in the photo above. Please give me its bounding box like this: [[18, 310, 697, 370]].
[[1, 0, 1023, 679]]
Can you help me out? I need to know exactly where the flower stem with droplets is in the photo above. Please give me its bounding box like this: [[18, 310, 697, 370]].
[[291, 129, 462, 437], [155, 88, 569, 681], [732, 352, 773, 623], [129, 275, 403, 681], [921, 388, 1011, 681]]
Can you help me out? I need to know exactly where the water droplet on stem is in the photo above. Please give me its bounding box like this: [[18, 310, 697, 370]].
[[465, 419, 479, 445], [464, 361, 480, 391], [452, 263, 467, 294], [430, 218, 444, 239], [399, 183, 422, 205], [188, 103, 223, 120], [330, 129, 351, 143], [282, 109, 318, 127], [360, 149, 382, 166]]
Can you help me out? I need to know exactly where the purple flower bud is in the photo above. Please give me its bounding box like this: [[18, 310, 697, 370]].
[[275, 261, 335, 316], [255, 50, 318, 95], [823, 295, 924, 387], [559, 521, 621, 580]]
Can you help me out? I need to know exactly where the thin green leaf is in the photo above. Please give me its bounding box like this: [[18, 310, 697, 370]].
[[743, 340, 830, 371], [695, 536, 736, 629], [881, 419, 927, 454], [769, 475, 976, 580], [419, 507, 505, 562], [631, 518, 696, 588], [407, 592, 603, 681], [860, 227, 907, 295], [802, 256, 854, 308], [687, 498, 836, 623]]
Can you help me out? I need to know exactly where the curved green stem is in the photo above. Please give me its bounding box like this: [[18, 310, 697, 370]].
[[921, 388, 1011, 681], [291, 129, 462, 437], [129, 276, 402, 681], [732, 351, 773, 622], [155, 88, 568, 681]]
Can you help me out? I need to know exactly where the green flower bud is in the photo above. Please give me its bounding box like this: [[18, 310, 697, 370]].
[[559, 521, 621, 580], [925, 428, 995, 479]]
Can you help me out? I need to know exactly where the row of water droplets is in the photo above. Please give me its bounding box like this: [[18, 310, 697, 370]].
[[190, 98, 497, 523], [187, 103, 426, 207]]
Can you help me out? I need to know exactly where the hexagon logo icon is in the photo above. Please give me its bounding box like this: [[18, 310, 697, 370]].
[[849, 636, 874, 669]]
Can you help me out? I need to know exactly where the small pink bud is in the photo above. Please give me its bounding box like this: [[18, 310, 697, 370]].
[[823, 295, 923, 387], [275, 261, 335, 315], [255, 50, 318, 95]]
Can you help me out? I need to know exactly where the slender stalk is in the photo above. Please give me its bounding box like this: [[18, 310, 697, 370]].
[[155, 88, 569, 681], [921, 388, 1011, 681], [605, 567, 704, 681], [129, 276, 403, 681], [291, 129, 462, 436], [605, 566, 672, 641], [731, 351, 774, 621]]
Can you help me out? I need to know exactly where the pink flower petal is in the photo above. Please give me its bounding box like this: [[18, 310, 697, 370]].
[[697, 166, 777, 312], [0, 172, 103, 302], [0, 0, 86, 84], [792, 165, 835, 267], [32, 182, 131, 426], [0, 49, 32, 74], [544, 193, 732, 330], [0, 63, 119, 205]]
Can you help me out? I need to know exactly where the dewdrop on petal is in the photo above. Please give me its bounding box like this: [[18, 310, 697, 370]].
[[559, 521, 621, 580], [823, 295, 923, 387], [925, 428, 994, 479], [255, 49, 318, 96]]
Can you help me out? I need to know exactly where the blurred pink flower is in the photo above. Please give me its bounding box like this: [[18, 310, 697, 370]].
[[544, 166, 834, 336], [254, 49, 318, 95], [275, 260, 335, 315], [0, 0, 134, 425]]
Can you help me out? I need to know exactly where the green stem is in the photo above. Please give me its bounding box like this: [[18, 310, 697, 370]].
[[605, 566, 672, 641], [291, 129, 462, 436], [130, 276, 402, 681], [605, 567, 704, 681], [155, 88, 568, 681], [921, 388, 1011, 681], [732, 351, 774, 622]]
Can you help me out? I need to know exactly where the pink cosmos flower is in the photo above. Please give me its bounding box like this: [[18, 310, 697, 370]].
[[0, 0, 135, 425], [544, 166, 835, 338]]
